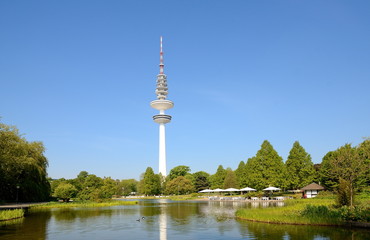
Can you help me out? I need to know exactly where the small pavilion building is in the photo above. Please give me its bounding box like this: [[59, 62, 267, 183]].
[[301, 183, 325, 198]]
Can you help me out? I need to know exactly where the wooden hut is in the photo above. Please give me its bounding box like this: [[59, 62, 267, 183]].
[[301, 183, 324, 198]]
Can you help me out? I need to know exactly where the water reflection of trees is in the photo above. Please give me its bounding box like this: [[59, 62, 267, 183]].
[[238, 220, 370, 240], [140, 201, 199, 224], [51, 207, 138, 223], [0, 211, 51, 240]]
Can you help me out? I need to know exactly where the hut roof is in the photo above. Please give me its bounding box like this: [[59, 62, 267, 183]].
[[301, 183, 325, 191]]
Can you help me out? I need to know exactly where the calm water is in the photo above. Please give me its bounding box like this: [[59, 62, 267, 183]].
[[0, 199, 369, 240]]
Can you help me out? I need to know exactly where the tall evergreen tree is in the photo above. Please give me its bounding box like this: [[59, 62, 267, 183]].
[[320, 151, 338, 190], [285, 141, 315, 189], [244, 156, 264, 190], [209, 165, 226, 189], [223, 168, 239, 188], [235, 161, 246, 187], [244, 140, 286, 190]]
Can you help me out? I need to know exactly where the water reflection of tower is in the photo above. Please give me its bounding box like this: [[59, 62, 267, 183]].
[[159, 200, 167, 240], [150, 36, 174, 177]]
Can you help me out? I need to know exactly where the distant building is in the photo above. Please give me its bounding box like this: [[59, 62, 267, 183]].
[[301, 183, 325, 198]]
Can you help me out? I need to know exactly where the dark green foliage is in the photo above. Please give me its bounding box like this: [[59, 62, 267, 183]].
[[338, 205, 370, 222], [303, 203, 370, 223], [301, 205, 340, 219], [286, 141, 315, 189], [336, 178, 351, 207], [0, 122, 50, 202], [192, 171, 210, 192]]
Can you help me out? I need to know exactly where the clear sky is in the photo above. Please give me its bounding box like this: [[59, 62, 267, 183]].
[[1, 1, 369, 180]]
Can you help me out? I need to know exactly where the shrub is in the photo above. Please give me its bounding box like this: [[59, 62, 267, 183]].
[[336, 178, 352, 206], [301, 205, 340, 220], [338, 205, 370, 222]]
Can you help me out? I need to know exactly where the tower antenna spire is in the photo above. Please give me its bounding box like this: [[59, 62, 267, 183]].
[[159, 36, 164, 74]]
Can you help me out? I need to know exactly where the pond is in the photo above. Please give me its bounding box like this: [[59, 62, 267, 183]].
[[1, 199, 369, 239]]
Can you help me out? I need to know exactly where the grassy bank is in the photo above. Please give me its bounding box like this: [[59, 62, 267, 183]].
[[236, 197, 370, 226], [168, 195, 201, 201], [30, 200, 138, 209], [0, 209, 24, 221]]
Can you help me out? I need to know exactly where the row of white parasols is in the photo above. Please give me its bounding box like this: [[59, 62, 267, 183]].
[[199, 186, 281, 193]]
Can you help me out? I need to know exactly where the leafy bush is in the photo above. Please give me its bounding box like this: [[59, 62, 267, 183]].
[[338, 205, 370, 222]]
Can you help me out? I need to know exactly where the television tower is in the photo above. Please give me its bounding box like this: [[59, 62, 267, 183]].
[[150, 36, 174, 177]]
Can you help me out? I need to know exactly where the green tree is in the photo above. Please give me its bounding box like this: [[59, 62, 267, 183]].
[[100, 177, 118, 199], [320, 151, 339, 190], [54, 183, 77, 202], [209, 165, 226, 189], [244, 140, 286, 190], [244, 156, 264, 189], [192, 171, 210, 192], [50, 178, 66, 195], [0, 122, 50, 202], [120, 179, 138, 196], [235, 161, 246, 187], [320, 143, 368, 207], [357, 139, 370, 186], [165, 176, 194, 195], [223, 168, 239, 188], [168, 165, 191, 180], [285, 141, 315, 189], [140, 167, 161, 195], [76, 174, 104, 201]]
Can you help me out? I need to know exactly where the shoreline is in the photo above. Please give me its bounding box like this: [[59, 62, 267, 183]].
[[0, 216, 24, 222], [236, 217, 370, 229]]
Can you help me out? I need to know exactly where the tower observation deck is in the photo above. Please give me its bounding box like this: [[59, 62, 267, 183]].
[[150, 37, 173, 177]]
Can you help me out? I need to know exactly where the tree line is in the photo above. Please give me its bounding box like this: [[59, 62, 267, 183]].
[[50, 171, 137, 202], [1, 120, 368, 206], [139, 139, 369, 205]]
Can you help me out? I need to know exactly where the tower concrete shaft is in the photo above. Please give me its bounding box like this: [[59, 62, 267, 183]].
[[150, 36, 173, 177], [159, 123, 166, 176]]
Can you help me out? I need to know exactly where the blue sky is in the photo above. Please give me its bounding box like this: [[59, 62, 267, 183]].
[[1, 1, 369, 180]]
